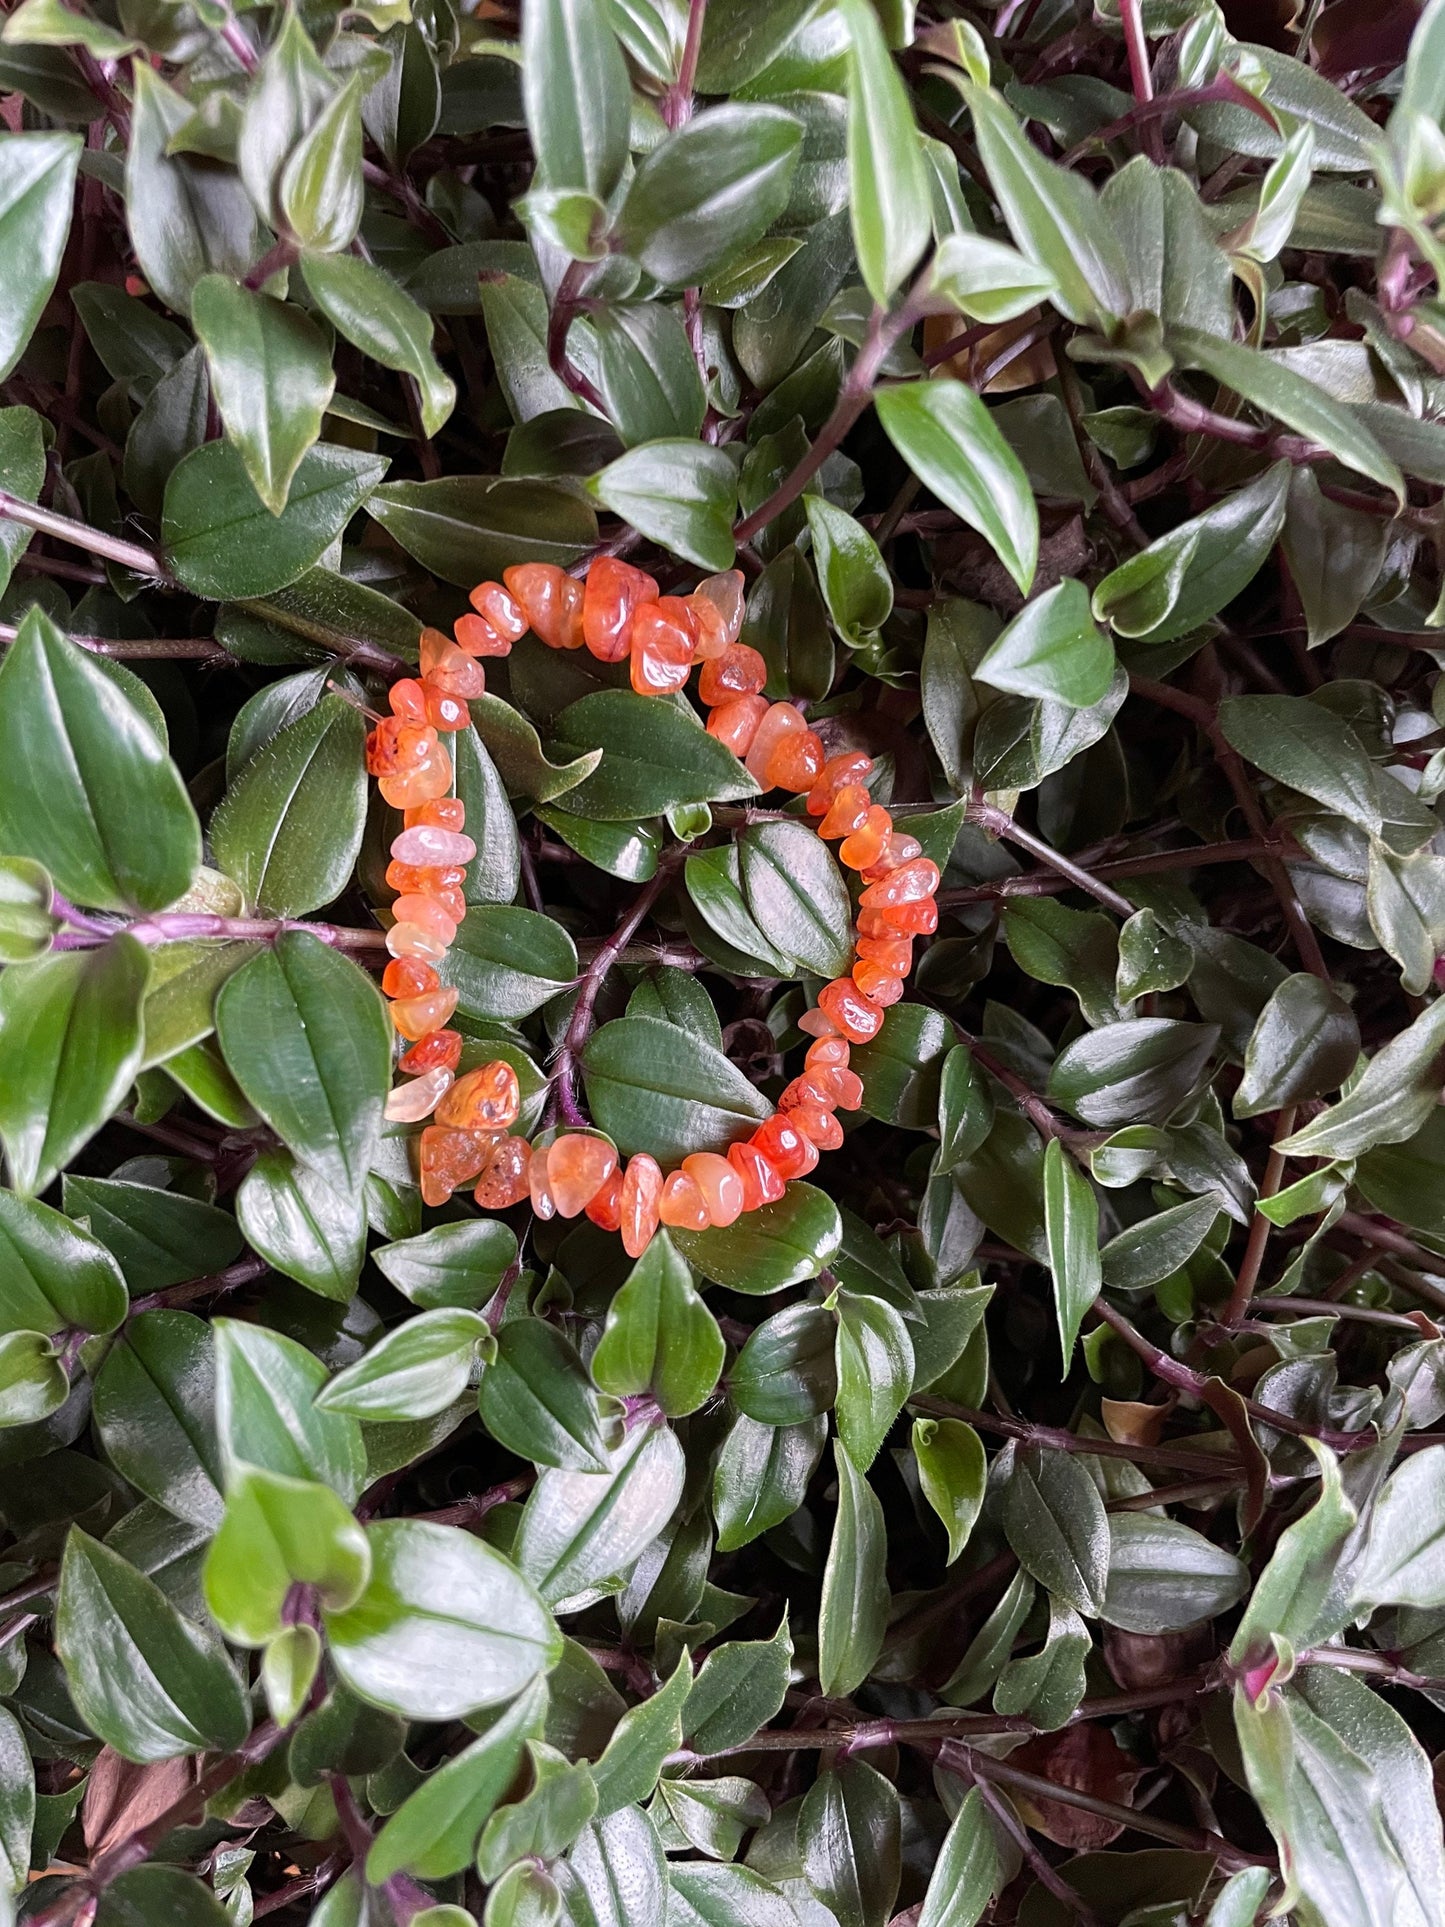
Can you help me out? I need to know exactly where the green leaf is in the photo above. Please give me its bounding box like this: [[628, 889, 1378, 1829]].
[[1000, 1441, 1108, 1617], [582, 1015, 770, 1163], [739, 820, 852, 978], [874, 380, 1038, 594], [673, 1183, 842, 1291], [1002, 896, 1121, 1029], [834, 1290, 912, 1471], [126, 64, 260, 318], [552, 691, 758, 821], [911, 1416, 986, 1566], [317, 1309, 491, 1422], [977, 578, 1114, 709], [590, 440, 737, 571], [514, 1420, 686, 1607], [61, 1175, 240, 1294], [56, 1528, 250, 1763], [191, 277, 334, 515], [713, 1413, 825, 1552], [441, 906, 579, 1022], [374, 1219, 521, 1310], [1230, 1445, 1356, 1663], [593, 306, 706, 449], [1276, 994, 1445, 1161], [368, 475, 597, 587], [1171, 327, 1404, 501], [1099, 1193, 1221, 1291], [0, 131, 80, 383], [235, 1147, 366, 1302], [800, 1759, 901, 1927], [210, 694, 366, 917], [838, 0, 929, 303], [0, 1331, 66, 1428], [817, 1440, 888, 1697], [730, 1304, 837, 1425], [993, 1594, 1088, 1730], [1092, 462, 1291, 644], [480, 1318, 614, 1473], [804, 496, 893, 646], [163, 441, 388, 601], [92, 1311, 223, 1528], [215, 932, 390, 1194], [0, 934, 149, 1195], [326, 1518, 561, 1719], [961, 83, 1130, 328], [95, 1866, 233, 1927], [214, 1316, 367, 1502], [522, 0, 629, 203], [0, 407, 44, 599], [1042, 1138, 1101, 1369], [592, 1233, 724, 1418], [1350, 1447, 1445, 1611], [279, 76, 365, 254], [590, 1655, 691, 1816], [926, 231, 1058, 325], [204, 1464, 370, 1644], [1218, 693, 1435, 848], [1234, 973, 1360, 1118], [682, 1616, 792, 1755], [368, 1676, 546, 1880], [1102, 1513, 1249, 1633], [0, 609, 200, 913], [917, 1787, 997, 1927], [1048, 1017, 1218, 1129], [615, 106, 804, 289], [0, 1706, 31, 1893], [301, 252, 455, 438], [0, 1187, 127, 1337]]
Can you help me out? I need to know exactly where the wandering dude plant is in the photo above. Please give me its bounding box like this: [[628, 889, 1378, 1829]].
[[8, 0, 1445, 1922]]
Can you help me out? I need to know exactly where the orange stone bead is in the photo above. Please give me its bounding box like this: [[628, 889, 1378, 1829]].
[[854, 934, 913, 975], [386, 860, 466, 900], [379, 745, 453, 809], [766, 728, 824, 793], [475, 1135, 532, 1209], [707, 694, 769, 756], [582, 557, 659, 662], [779, 1074, 837, 1113], [390, 986, 461, 1041], [366, 716, 435, 777], [529, 1145, 558, 1220], [807, 752, 874, 816], [818, 977, 885, 1041], [620, 1153, 664, 1258], [585, 1165, 624, 1232], [805, 1036, 850, 1069], [857, 897, 938, 938], [455, 612, 516, 658], [860, 833, 924, 883], [727, 1140, 786, 1209], [659, 1169, 710, 1230], [383, 957, 440, 999], [437, 1060, 521, 1132], [858, 857, 940, 910], [419, 1127, 492, 1207], [424, 685, 470, 732], [469, 580, 529, 643], [399, 1029, 463, 1075], [690, 570, 746, 657], [389, 678, 428, 723], [698, 643, 767, 707], [750, 1112, 819, 1180], [797, 1005, 842, 1040], [420, 628, 488, 697], [827, 1066, 864, 1110], [385, 1066, 452, 1123], [404, 797, 466, 833], [630, 598, 698, 696], [504, 564, 584, 649], [851, 959, 905, 1007], [387, 921, 448, 965], [548, 1134, 619, 1218], [818, 782, 872, 839], [392, 893, 457, 943], [839, 806, 893, 871], [744, 702, 804, 785], [682, 1152, 745, 1228], [790, 1101, 843, 1151]]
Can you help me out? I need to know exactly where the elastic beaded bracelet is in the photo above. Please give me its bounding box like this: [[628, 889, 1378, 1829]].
[[367, 561, 940, 1258]]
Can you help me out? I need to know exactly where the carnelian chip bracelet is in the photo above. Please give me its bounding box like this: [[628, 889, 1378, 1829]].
[[366, 559, 939, 1258]]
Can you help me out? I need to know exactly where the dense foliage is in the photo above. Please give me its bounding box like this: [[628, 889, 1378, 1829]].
[[9, 0, 1445, 1922]]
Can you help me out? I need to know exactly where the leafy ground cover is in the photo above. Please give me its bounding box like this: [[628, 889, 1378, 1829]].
[[2, 0, 1445, 1924]]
